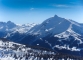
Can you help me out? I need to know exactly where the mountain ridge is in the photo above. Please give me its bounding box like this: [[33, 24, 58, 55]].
[[0, 15, 83, 57]]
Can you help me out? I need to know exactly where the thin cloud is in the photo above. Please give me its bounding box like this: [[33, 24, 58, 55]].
[[52, 4, 69, 8], [30, 8, 34, 10]]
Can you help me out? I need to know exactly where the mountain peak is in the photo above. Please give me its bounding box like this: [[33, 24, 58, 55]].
[[7, 21, 13, 24], [54, 14, 58, 18]]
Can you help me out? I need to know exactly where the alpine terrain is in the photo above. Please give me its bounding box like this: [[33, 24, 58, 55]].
[[0, 38, 83, 60], [0, 15, 83, 58]]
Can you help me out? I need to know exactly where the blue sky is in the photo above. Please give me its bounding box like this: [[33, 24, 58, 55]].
[[0, 0, 83, 24]]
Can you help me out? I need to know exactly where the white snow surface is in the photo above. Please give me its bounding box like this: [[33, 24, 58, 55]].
[[0, 39, 55, 60], [27, 15, 83, 50], [0, 39, 81, 60], [0, 15, 83, 55], [28, 15, 83, 37], [0, 23, 37, 38]]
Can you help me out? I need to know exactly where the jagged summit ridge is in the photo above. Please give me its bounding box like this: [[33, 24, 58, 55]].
[[29, 15, 83, 36]]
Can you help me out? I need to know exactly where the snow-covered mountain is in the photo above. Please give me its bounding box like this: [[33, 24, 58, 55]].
[[0, 21, 36, 33], [18, 15, 83, 56], [0, 21, 16, 31], [0, 38, 83, 60], [0, 21, 16, 38], [0, 15, 83, 57], [0, 21, 36, 41]]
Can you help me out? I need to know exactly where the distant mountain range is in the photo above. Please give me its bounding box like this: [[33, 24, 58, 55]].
[[0, 15, 83, 57]]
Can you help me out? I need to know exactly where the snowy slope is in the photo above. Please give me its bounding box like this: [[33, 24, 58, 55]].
[[0, 21, 36, 39], [0, 38, 83, 60], [0, 15, 83, 57], [26, 15, 83, 45], [18, 15, 83, 56], [0, 38, 55, 60], [6, 23, 36, 37], [12, 23, 36, 34], [0, 21, 16, 32], [29, 15, 83, 36], [28, 15, 71, 36]]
